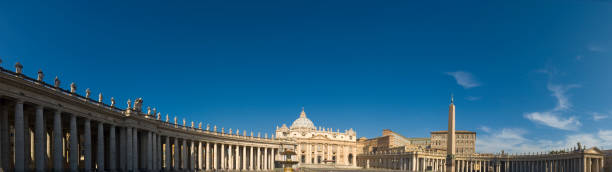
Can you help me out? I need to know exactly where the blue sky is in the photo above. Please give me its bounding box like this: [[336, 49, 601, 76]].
[[1, 0, 611, 153]]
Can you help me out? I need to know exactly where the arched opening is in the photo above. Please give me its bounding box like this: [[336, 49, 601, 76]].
[[348, 154, 354, 165]]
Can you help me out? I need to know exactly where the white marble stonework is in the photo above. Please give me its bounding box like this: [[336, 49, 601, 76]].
[[276, 109, 359, 168], [0, 62, 296, 172]]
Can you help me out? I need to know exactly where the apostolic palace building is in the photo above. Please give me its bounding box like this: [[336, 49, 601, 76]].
[[0, 60, 610, 172]]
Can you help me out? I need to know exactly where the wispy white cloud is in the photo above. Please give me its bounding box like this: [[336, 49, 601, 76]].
[[587, 44, 606, 52], [479, 126, 491, 133], [465, 96, 481, 101], [476, 128, 544, 153], [592, 112, 609, 121], [445, 71, 480, 89], [524, 112, 581, 130], [477, 128, 612, 153], [547, 84, 580, 111]]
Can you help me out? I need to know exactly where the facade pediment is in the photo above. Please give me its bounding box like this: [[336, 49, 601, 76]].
[[584, 147, 604, 154]]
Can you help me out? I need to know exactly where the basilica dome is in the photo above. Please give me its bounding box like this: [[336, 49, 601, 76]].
[[290, 108, 316, 130]]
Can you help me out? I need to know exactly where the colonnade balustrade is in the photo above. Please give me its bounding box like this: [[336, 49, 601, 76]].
[[0, 62, 289, 171]]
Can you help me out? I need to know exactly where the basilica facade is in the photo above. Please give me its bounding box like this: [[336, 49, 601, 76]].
[[275, 109, 358, 168]]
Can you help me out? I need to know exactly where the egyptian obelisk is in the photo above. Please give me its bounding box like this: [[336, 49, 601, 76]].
[[446, 95, 456, 172]]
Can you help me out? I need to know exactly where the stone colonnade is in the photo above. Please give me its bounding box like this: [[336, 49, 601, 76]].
[[0, 64, 288, 171], [357, 151, 606, 172]]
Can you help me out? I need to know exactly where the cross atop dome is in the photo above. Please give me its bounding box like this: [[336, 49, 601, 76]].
[[300, 107, 307, 118]]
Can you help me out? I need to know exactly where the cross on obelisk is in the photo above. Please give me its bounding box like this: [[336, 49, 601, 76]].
[[446, 94, 456, 172]]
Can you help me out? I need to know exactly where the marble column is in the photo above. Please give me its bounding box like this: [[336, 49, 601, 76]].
[[181, 139, 186, 170], [213, 143, 218, 170], [198, 141, 202, 170], [257, 147, 261, 171], [119, 127, 126, 171], [14, 100, 25, 171], [52, 110, 63, 172], [165, 136, 170, 170], [69, 114, 78, 172], [228, 144, 233, 170], [133, 129, 138, 170], [264, 148, 268, 170], [0, 106, 9, 171], [96, 122, 104, 171], [109, 125, 116, 171], [34, 105, 45, 172], [221, 144, 225, 169], [243, 145, 247, 170], [206, 142, 210, 170], [126, 127, 133, 171], [84, 119, 92, 171], [190, 140, 195, 170], [152, 133, 156, 171], [250, 146, 254, 170], [271, 148, 275, 169], [148, 132, 154, 170], [174, 138, 179, 170]]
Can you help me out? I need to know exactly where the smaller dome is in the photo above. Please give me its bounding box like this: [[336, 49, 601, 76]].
[[290, 108, 316, 130]]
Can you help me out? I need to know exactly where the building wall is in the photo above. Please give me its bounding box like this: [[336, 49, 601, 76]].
[[430, 130, 476, 154]]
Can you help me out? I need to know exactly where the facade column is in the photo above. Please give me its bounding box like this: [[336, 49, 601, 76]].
[[165, 136, 170, 171], [174, 138, 179, 170], [250, 146, 254, 170], [126, 127, 133, 171], [34, 105, 45, 172], [84, 119, 92, 171], [181, 139, 186, 170], [109, 125, 116, 171], [228, 144, 233, 170], [0, 105, 9, 171], [206, 142, 210, 171], [243, 145, 247, 170], [221, 144, 225, 169], [271, 148, 275, 170], [52, 110, 63, 172], [69, 114, 78, 172], [14, 100, 25, 171], [119, 127, 126, 171], [213, 143, 218, 170], [235, 145, 240, 170], [149, 132, 157, 170], [133, 129, 138, 171], [264, 148, 268, 170], [96, 122, 105, 171], [257, 147, 261, 171], [197, 141, 202, 170], [190, 140, 195, 171], [149, 132, 154, 170]]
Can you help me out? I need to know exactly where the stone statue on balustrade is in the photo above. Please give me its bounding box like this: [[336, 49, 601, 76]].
[[133, 98, 143, 112], [70, 82, 77, 93], [37, 70, 44, 81], [98, 93, 103, 103], [54, 76, 60, 88], [110, 97, 115, 107], [85, 88, 91, 99]]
